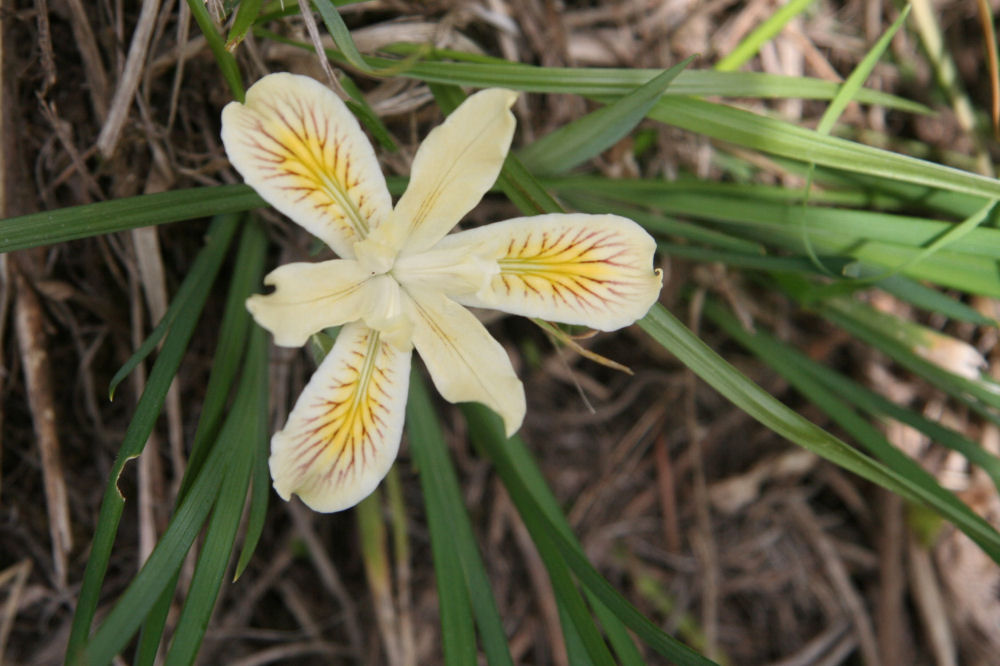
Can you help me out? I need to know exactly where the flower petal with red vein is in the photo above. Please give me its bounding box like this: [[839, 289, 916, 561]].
[[221, 73, 392, 259], [436, 213, 663, 330], [269, 322, 412, 513]]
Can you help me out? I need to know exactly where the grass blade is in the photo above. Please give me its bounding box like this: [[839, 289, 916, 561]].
[[80, 424, 233, 665], [364, 40, 932, 111], [464, 404, 716, 665], [406, 371, 512, 665], [648, 96, 1000, 200], [181, 218, 267, 495], [463, 405, 648, 665], [518, 57, 695, 175], [234, 354, 272, 579], [185, 0, 243, 100], [0, 185, 262, 253], [706, 300, 1000, 551], [638, 303, 1000, 562], [873, 273, 996, 326], [107, 250, 217, 400], [715, 0, 817, 71], [225, 0, 263, 50], [253, 30, 929, 112], [135, 218, 268, 662], [164, 328, 267, 666], [66, 216, 238, 663], [313, 0, 374, 73]]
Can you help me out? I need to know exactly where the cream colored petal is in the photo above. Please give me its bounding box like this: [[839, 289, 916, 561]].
[[405, 286, 525, 436], [360, 275, 414, 352], [221, 73, 391, 258], [385, 88, 518, 255], [269, 322, 411, 513], [246, 259, 374, 348], [435, 214, 662, 331], [392, 245, 498, 296]]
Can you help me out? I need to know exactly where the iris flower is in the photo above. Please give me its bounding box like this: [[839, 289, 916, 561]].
[[221, 73, 662, 512]]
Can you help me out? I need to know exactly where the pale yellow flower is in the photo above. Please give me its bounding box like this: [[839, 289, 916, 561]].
[[221, 73, 662, 512]]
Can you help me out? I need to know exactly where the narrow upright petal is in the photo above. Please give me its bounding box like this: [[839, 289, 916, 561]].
[[247, 259, 375, 348], [436, 214, 663, 330], [384, 89, 518, 255], [405, 286, 525, 435], [221, 73, 392, 258], [269, 322, 412, 513]]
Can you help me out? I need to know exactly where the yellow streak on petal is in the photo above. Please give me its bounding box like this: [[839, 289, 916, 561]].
[[437, 214, 662, 331], [497, 221, 659, 327], [222, 73, 391, 258], [270, 323, 410, 513], [264, 117, 371, 237]]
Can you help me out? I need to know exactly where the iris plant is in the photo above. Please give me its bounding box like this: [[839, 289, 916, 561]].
[[222, 73, 662, 511]]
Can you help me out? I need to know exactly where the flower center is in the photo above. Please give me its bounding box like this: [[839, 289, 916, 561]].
[[353, 236, 398, 277]]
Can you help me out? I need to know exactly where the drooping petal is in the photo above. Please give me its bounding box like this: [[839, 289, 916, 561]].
[[405, 286, 525, 435], [221, 73, 392, 259], [383, 88, 518, 255], [269, 322, 411, 513], [435, 214, 662, 331], [246, 259, 374, 347]]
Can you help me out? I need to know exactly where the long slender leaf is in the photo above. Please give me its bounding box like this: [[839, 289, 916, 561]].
[[458, 86, 651, 661], [706, 301, 1000, 549], [235, 336, 273, 579], [600, 191, 1000, 259], [818, 7, 911, 136], [312, 0, 374, 73], [638, 303, 1000, 563], [648, 96, 1000, 200], [533, 533, 618, 666], [164, 328, 266, 666], [252, 30, 928, 112], [519, 57, 695, 175], [225, 0, 263, 50], [134, 218, 268, 663], [185, 0, 244, 100], [765, 320, 1000, 489], [463, 405, 648, 665], [107, 232, 233, 399], [464, 405, 716, 665], [405, 372, 481, 665], [872, 273, 996, 327], [715, 0, 817, 71], [406, 371, 515, 666], [547, 173, 952, 213], [656, 243, 851, 275], [0, 185, 262, 253], [66, 216, 238, 663], [819, 298, 1000, 418], [181, 218, 267, 496], [799, 6, 912, 270], [80, 421, 233, 665]]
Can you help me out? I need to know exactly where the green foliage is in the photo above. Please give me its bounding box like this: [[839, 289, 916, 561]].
[[2, 2, 994, 663]]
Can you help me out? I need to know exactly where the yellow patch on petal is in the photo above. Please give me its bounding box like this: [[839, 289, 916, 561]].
[[438, 214, 663, 331], [270, 322, 411, 513], [221, 73, 391, 259]]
